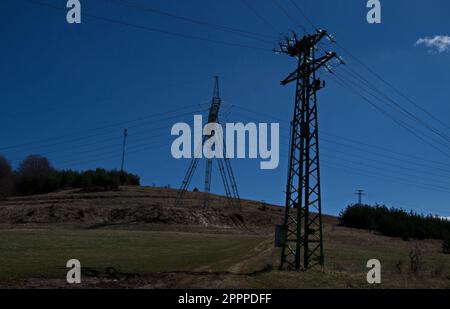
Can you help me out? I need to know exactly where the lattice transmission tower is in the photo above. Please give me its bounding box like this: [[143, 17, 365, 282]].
[[276, 30, 341, 270], [355, 189, 365, 205], [175, 76, 241, 209]]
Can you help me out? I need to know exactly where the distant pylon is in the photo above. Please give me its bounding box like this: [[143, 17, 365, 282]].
[[355, 190, 365, 205], [175, 77, 241, 210], [277, 30, 341, 271], [121, 128, 128, 172]]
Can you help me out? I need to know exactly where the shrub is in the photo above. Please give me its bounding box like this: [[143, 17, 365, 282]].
[[260, 201, 267, 211], [431, 263, 446, 278], [409, 246, 424, 275], [395, 259, 405, 274], [443, 238, 450, 255], [62, 169, 140, 192], [119, 171, 140, 186], [0, 155, 14, 197], [59, 169, 81, 189]]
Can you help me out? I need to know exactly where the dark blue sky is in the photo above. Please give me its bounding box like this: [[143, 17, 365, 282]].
[[1, 0, 450, 216]]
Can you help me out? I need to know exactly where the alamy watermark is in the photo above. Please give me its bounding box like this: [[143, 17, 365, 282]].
[[66, 0, 81, 24], [171, 115, 280, 170], [366, 259, 382, 284], [66, 259, 81, 284], [367, 0, 382, 24]]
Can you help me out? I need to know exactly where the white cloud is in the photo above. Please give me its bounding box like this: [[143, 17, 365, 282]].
[[415, 35, 450, 53]]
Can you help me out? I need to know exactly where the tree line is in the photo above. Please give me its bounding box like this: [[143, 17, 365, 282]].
[[339, 204, 450, 241], [0, 154, 140, 197]]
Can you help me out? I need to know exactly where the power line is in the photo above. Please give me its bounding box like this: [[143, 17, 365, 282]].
[[25, 0, 272, 52], [320, 139, 450, 174], [334, 69, 450, 152], [270, 0, 306, 33], [0, 105, 207, 153], [107, 0, 275, 43], [46, 131, 450, 200], [339, 64, 450, 144], [227, 104, 450, 172], [7, 129, 165, 164], [321, 151, 450, 187], [2, 77, 212, 120], [50, 126, 195, 166], [4, 115, 202, 163], [227, 95, 450, 185], [320, 131, 450, 169], [288, 0, 318, 31], [56, 140, 172, 168], [320, 39, 450, 148], [329, 72, 450, 158], [321, 145, 450, 181], [228, 107, 450, 181], [12, 132, 165, 166], [335, 40, 450, 132], [239, 0, 282, 34], [5, 108, 209, 165], [321, 161, 450, 194], [269, 129, 450, 192], [316, 41, 450, 148]]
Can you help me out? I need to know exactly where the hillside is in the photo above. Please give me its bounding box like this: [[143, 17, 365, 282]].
[[0, 186, 449, 288], [0, 186, 288, 232]]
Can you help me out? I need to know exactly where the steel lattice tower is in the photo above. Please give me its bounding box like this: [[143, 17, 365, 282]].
[[277, 30, 338, 270], [355, 189, 365, 205], [175, 76, 241, 209]]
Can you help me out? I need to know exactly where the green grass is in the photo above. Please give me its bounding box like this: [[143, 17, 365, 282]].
[[0, 229, 264, 280], [1, 228, 449, 288], [244, 241, 450, 289], [251, 236, 450, 289]]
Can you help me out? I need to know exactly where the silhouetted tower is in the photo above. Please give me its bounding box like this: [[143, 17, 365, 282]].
[[121, 128, 128, 172], [175, 77, 241, 209], [355, 190, 365, 205], [277, 30, 340, 271]]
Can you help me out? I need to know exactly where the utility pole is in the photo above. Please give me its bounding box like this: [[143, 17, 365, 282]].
[[277, 30, 341, 271], [121, 128, 128, 173], [355, 190, 365, 205], [175, 76, 241, 210]]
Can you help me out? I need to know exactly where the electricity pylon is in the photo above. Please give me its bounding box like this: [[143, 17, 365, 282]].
[[355, 190, 365, 205], [277, 30, 341, 271], [175, 76, 241, 209]]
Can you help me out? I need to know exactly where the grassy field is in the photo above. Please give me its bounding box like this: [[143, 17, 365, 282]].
[[0, 188, 449, 288], [0, 229, 265, 282], [0, 226, 449, 288]]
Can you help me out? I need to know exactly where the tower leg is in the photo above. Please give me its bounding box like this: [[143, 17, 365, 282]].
[[204, 159, 212, 207]]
